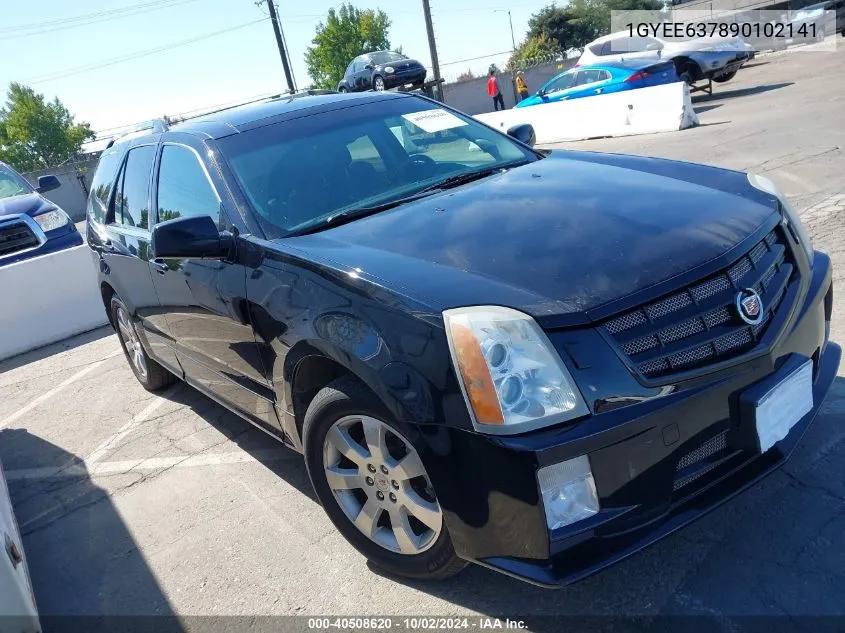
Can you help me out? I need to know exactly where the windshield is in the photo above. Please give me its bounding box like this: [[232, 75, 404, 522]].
[[0, 165, 33, 200], [369, 51, 406, 65], [218, 97, 536, 237]]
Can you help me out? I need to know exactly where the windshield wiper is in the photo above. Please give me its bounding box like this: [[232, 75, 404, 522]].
[[286, 189, 442, 237], [417, 161, 530, 194]]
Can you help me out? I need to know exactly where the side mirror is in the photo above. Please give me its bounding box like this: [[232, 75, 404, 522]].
[[506, 123, 536, 148], [151, 215, 232, 259], [36, 174, 61, 193], [364, 64, 374, 70]]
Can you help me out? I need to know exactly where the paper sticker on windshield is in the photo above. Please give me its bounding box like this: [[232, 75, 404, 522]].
[[402, 109, 467, 133]]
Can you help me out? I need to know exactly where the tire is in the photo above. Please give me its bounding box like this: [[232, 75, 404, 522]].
[[303, 375, 466, 581], [816, 27, 825, 43], [712, 70, 737, 83], [111, 296, 175, 392], [373, 76, 386, 91], [337, 86, 348, 93], [674, 59, 697, 86]]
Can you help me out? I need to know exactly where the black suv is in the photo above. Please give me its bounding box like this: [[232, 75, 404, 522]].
[[86, 91, 837, 587]]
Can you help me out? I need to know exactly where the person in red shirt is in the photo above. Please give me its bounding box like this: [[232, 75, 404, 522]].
[[487, 70, 505, 111]]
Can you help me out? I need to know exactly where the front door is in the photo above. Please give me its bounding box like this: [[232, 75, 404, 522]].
[[149, 141, 279, 431]]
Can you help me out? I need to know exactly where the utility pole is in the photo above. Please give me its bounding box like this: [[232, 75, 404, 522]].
[[421, 0, 442, 100], [494, 9, 517, 51], [262, 0, 295, 93]]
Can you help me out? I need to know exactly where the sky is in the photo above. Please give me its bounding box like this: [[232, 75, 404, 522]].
[[0, 0, 556, 143]]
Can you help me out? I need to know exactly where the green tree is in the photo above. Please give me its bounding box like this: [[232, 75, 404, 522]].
[[527, 0, 663, 52], [0, 82, 94, 172], [506, 34, 562, 70], [305, 4, 392, 90]]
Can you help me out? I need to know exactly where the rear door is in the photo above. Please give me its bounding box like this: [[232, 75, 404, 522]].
[[149, 140, 278, 431], [99, 143, 180, 371], [568, 69, 613, 98]]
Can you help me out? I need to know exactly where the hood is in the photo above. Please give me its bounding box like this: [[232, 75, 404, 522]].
[[284, 152, 778, 324], [0, 193, 55, 218], [378, 59, 423, 70]]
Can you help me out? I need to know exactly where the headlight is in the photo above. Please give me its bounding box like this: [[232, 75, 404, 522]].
[[33, 209, 71, 232], [443, 306, 589, 435], [747, 173, 814, 264], [384, 66, 395, 73]]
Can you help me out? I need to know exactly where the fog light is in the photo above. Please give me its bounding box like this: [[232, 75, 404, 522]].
[[537, 456, 599, 530]]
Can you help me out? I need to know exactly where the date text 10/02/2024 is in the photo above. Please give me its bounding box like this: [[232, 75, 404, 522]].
[[626, 21, 820, 40], [307, 617, 528, 630]]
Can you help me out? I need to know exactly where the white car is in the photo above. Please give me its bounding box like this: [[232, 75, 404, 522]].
[[0, 460, 40, 633], [577, 30, 755, 84]]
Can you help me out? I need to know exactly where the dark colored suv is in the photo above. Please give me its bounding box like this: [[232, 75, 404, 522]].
[[337, 51, 427, 92], [1, 161, 81, 265], [86, 91, 837, 587]]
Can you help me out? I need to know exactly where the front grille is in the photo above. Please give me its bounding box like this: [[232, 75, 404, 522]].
[[673, 430, 733, 491], [602, 228, 796, 379], [0, 221, 39, 257]]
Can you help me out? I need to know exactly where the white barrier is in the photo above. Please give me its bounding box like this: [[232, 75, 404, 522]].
[[475, 82, 699, 145], [0, 245, 108, 361]]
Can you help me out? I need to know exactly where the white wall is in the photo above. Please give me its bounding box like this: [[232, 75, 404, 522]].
[[0, 246, 108, 362], [474, 82, 699, 145]]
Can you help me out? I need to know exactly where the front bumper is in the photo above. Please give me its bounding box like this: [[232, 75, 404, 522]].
[[0, 223, 82, 266], [384, 69, 427, 89], [434, 251, 836, 587]]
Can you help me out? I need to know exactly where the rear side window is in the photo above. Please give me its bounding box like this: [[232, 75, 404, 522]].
[[156, 145, 220, 225], [110, 145, 156, 230], [588, 43, 605, 56], [87, 148, 122, 224]]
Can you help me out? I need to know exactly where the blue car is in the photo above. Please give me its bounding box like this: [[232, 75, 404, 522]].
[[0, 161, 82, 266], [516, 60, 680, 108]]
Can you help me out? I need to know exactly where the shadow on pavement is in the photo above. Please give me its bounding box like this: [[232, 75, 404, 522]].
[[694, 103, 723, 115], [158, 384, 317, 502], [0, 428, 182, 633], [694, 82, 794, 103]]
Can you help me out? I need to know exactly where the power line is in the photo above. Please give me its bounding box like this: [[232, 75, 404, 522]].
[[0, 0, 199, 40], [24, 18, 268, 85], [0, 0, 193, 34]]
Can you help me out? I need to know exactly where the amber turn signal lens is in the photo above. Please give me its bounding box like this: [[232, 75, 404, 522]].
[[448, 322, 504, 425]]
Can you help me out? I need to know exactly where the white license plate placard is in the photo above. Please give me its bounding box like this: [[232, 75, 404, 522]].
[[755, 360, 814, 453]]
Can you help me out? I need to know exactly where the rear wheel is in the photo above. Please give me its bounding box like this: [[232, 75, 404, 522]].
[[303, 376, 466, 580], [111, 296, 175, 392], [712, 70, 737, 83]]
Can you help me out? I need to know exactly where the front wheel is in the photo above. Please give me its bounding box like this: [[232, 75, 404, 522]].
[[303, 376, 466, 580], [373, 75, 386, 91], [337, 85, 348, 93], [712, 70, 737, 83]]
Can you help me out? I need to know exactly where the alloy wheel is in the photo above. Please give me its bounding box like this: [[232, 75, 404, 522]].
[[116, 306, 148, 380], [322, 415, 442, 555], [374, 77, 385, 91]]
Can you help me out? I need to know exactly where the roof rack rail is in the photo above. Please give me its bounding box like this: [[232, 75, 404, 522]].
[[289, 89, 338, 99], [105, 118, 169, 149]]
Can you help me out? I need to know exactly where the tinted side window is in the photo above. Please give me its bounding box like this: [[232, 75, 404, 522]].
[[156, 145, 220, 224], [88, 148, 123, 224], [546, 71, 576, 92], [111, 145, 156, 229], [345, 61, 356, 77]]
